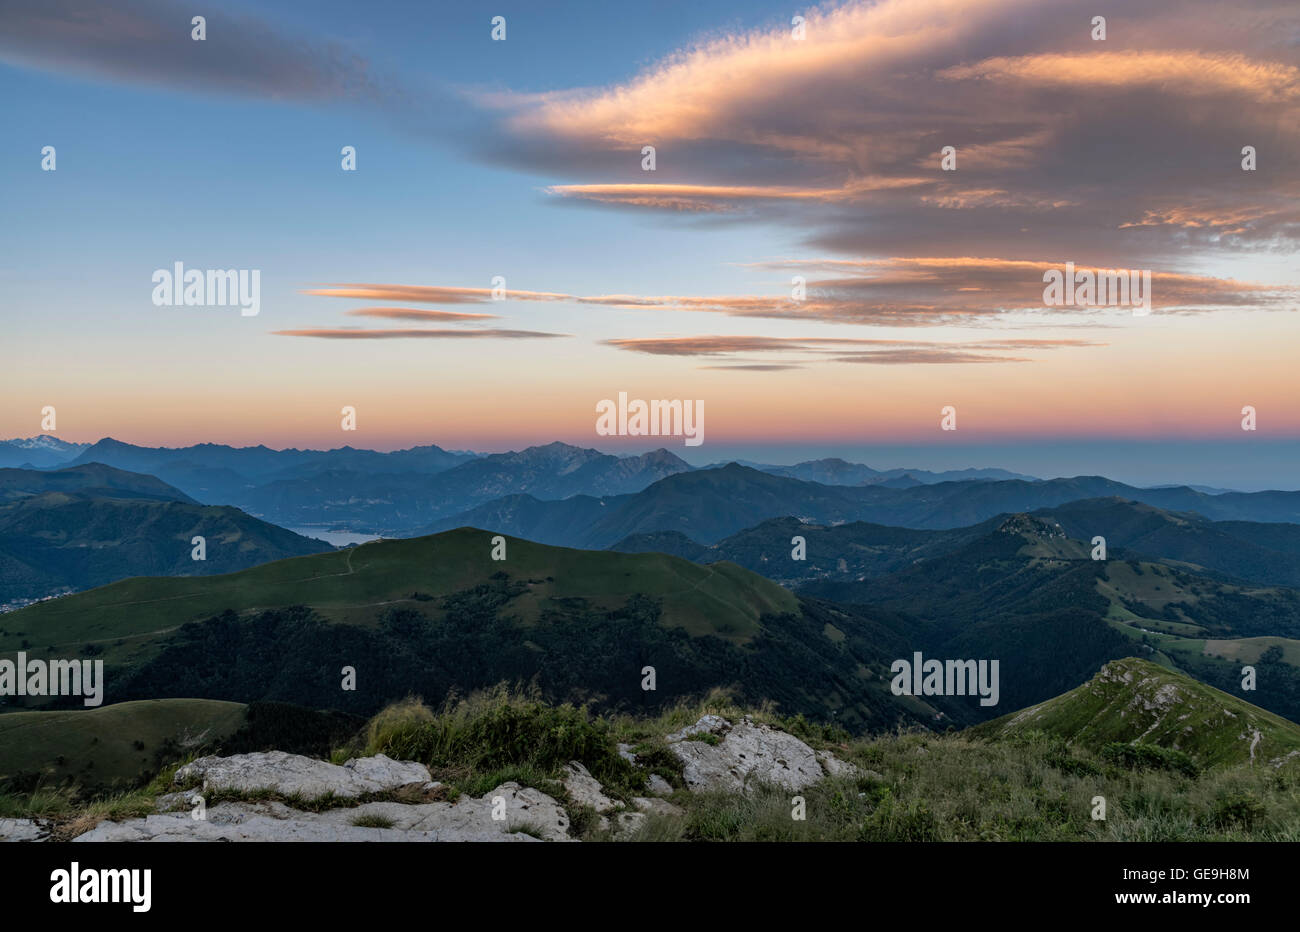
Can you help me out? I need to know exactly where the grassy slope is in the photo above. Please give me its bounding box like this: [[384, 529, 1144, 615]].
[[974, 657, 1300, 767], [0, 698, 247, 790], [16, 690, 1300, 842], [0, 528, 800, 669]]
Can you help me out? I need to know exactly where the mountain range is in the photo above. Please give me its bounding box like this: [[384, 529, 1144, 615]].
[[431, 463, 1300, 548], [0, 465, 331, 608], [613, 497, 1300, 590], [0, 528, 956, 732], [4, 438, 1300, 739]]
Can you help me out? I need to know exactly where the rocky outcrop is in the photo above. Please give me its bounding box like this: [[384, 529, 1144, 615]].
[[0, 818, 50, 842], [76, 781, 570, 842], [174, 751, 431, 801], [562, 761, 617, 814], [666, 715, 856, 794], [29, 719, 855, 841], [558, 759, 684, 838]]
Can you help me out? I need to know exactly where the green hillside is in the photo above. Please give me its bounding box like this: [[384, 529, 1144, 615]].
[[0, 491, 333, 604], [0, 699, 247, 792], [799, 515, 1300, 724], [0, 698, 365, 796], [975, 658, 1300, 768], [1, 528, 797, 666], [0, 529, 936, 732]]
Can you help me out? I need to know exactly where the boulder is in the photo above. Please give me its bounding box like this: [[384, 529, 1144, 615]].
[[173, 751, 431, 801], [666, 715, 850, 794], [0, 818, 50, 842], [562, 761, 617, 813]]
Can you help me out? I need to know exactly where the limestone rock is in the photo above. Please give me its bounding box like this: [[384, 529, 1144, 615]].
[[0, 818, 50, 842], [645, 773, 674, 796], [562, 761, 617, 813], [611, 811, 646, 838], [632, 797, 683, 817], [154, 790, 204, 812], [666, 715, 844, 794], [667, 714, 732, 742], [174, 751, 431, 801], [74, 782, 570, 843], [815, 749, 859, 778]]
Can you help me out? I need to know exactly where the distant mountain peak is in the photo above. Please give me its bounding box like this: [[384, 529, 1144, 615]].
[[996, 513, 1066, 540], [1, 435, 84, 451]]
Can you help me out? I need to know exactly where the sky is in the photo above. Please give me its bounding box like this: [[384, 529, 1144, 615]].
[[1, 0, 1298, 486]]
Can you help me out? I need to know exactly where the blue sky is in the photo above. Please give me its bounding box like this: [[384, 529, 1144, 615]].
[[2, 0, 1297, 487]]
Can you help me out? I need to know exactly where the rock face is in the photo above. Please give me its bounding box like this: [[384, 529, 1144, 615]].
[[666, 715, 855, 794], [25, 721, 855, 841], [68, 752, 570, 842], [558, 759, 684, 838], [174, 751, 431, 801], [562, 761, 617, 814], [75, 781, 570, 843], [0, 819, 50, 842]]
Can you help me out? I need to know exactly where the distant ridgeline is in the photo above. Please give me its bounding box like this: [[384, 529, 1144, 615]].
[[0, 529, 972, 733]]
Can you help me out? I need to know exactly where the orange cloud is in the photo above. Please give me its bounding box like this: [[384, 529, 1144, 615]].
[[271, 328, 569, 339], [602, 334, 1102, 366], [544, 177, 931, 211], [302, 284, 574, 303], [477, 0, 1300, 263], [939, 52, 1300, 102], [345, 307, 500, 321]]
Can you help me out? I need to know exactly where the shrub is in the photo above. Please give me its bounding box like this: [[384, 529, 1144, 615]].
[[1100, 742, 1200, 778], [369, 686, 641, 796], [1209, 793, 1266, 830], [350, 813, 395, 829], [363, 697, 435, 756]]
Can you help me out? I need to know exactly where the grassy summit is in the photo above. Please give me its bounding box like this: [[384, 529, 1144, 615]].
[[0, 528, 799, 669], [974, 657, 1300, 768]]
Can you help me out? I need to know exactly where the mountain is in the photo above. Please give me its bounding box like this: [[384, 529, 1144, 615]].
[[800, 514, 1300, 723], [722, 457, 1036, 486], [974, 658, 1300, 768], [0, 699, 361, 794], [425, 493, 615, 544], [420, 443, 692, 509], [66, 438, 478, 505], [609, 530, 709, 561], [615, 497, 1300, 593], [441, 465, 1300, 550], [0, 463, 198, 504], [0, 528, 948, 732], [756, 458, 882, 485], [1037, 497, 1300, 588], [578, 464, 872, 546], [245, 444, 692, 533], [678, 516, 991, 584], [0, 466, 332, 606], [63, 440, 692, 533], [0, 436, 89, 469]]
